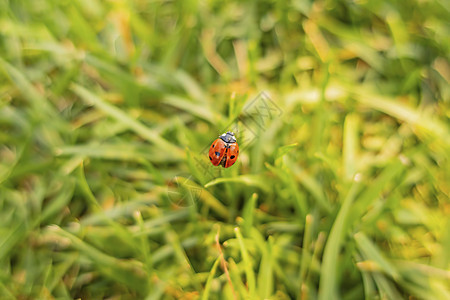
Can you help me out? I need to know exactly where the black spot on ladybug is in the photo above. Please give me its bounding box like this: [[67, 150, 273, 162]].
[[230, 155, 235, 159], [209, 156, 212, 160], [212, 144, 215, 148], [215, 152, 220, 157]]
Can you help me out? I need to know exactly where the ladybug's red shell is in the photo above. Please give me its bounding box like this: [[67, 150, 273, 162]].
[[208, 131, 239, 168], [224, 142, 239, 168], [209, 139, 227, 166]]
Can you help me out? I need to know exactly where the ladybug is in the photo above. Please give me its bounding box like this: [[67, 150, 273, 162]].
[[208, 131, 239, 168]]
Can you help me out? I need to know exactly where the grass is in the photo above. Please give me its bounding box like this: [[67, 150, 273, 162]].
[[1, 0, 449, 299]]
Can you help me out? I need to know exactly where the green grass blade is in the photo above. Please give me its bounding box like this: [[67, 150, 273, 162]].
[[201, 255, 221, 300], [351, 160, 404, 219], [242, 193, 258, 237], [319, 182, 360, 300], [163, 95, 215, 123], [176, 176, 229, 219], [0, 282, 15, 300], [235, 227, 256, 298], [38, 178, 75, 224], [299, 214, 314, 295], [0, 57, 56, 117], [204, 175, 271, 193], [0, 221, 27, 261], [354, 253, 377, 300], [349, 85, 450, 148], [71, 84, 183, 158], [228, 258, 249, 299], [342, 113, 359, 181], [288, 160, 333, 214], [265, 162, 308, 218], [354, 232, 399, 280], [257, 236, 274, 299], [48, 226, 149, 294]]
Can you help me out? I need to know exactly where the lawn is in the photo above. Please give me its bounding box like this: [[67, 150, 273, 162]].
[[0, 0, 449, 299]]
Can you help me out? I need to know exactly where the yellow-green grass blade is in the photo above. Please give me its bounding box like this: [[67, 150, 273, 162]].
[[48, 226, 149, 294], [319, 182, 360, 300], [201, 255, 221, 300], [235, 227, 256, 298], [71, 84, 183, 158], [204, 174, 271, 193]]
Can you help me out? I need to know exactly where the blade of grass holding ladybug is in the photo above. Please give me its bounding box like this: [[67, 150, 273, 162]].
[[318, 181, 361, 300], [71, 84, 183, 158], [235, 227, 256, 298], [201, 255, 221, 300]]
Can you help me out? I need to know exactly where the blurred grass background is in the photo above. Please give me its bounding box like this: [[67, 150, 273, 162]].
[[1, 0, 449, 299]]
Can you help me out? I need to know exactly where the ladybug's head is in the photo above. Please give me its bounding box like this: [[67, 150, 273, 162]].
[[219, 131, 236, 143]]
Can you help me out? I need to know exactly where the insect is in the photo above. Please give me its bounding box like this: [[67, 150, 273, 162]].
[[208, 131, 239, 168]]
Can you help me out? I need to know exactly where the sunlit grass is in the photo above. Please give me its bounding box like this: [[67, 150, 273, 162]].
[[1, 0, 449, 299]]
